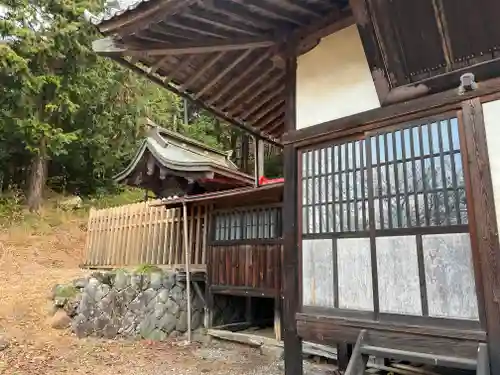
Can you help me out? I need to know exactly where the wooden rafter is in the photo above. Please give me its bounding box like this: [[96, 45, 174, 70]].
[[160, 55, 196, 84], [149, 22, 198, 41], [271, 0, 324, 18], [167, 19, 229, 39], [207, 49, 274, 105], [241, 85, 285, 120], [232, 0, 307, 26], [221, 66, 277, 110], [123, 38, 276, 56], [179, 52, 226, 92], [195, 49, 253, 99], [180, 10, 262, 37], [229, 73, 284, 115], [203, 0, 276, 30], [258, 107, 285, 130], [249, 99, 285, 124], [264, 116, 285, 135]]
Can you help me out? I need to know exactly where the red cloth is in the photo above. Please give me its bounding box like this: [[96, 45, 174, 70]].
[[259, 176, 284, 185]]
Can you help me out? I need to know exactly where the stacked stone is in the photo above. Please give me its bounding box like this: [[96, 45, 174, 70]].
[[52, 270, 204, 340]]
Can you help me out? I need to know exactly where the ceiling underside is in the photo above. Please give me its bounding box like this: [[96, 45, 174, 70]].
[[91, 0, 353, 142]]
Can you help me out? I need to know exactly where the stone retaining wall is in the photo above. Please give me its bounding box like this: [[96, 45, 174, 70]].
[[52, 270, 204, 340]]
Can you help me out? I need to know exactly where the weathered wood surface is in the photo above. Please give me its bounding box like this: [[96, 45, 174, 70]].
[[208, 243, 282, 295], [83, 200, 209, 269]]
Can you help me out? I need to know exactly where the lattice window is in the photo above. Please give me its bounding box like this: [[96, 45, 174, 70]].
[[300, 114, 479, 322], [213, 207, 282, 241]]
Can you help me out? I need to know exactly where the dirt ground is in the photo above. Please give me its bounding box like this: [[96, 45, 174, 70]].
[[0, 216, 295, 375]]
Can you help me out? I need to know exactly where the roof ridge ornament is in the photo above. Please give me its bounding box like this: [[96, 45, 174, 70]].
[[458, 72, 478, 95]]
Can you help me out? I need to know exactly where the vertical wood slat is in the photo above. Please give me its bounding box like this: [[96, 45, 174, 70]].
[[83, 200, 207, 268]]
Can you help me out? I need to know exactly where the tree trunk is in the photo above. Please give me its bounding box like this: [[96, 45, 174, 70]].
[[27, 138, 48, 213]]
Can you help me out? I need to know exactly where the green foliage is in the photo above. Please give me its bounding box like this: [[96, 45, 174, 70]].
[[135, 264, 163, 275], [54, 284, 79, 299], [0, 0, 242, 206]]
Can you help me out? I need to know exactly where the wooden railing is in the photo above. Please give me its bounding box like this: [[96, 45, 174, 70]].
[[83, 200, 209, 270]]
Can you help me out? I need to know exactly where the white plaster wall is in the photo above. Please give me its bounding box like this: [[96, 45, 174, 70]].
[[296, 25, 381, 129], [483, 99, 500, 231]]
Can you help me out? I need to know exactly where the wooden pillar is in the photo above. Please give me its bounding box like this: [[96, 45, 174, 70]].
[[282, 45, 302, 375], [254, 137, 265, 185], [462, 98, 500, 375]]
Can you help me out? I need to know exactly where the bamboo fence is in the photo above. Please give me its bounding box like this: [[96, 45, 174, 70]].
[[82, 200, 209, 270]]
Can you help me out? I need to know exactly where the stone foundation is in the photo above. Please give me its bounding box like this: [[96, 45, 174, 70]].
[[52, 270, 204, 340]]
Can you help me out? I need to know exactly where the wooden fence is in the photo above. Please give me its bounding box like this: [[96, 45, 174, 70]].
[[83, 200, 209, 270]]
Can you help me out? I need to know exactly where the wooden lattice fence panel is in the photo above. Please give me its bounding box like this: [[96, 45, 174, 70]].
[[83, 200, 209, 269]]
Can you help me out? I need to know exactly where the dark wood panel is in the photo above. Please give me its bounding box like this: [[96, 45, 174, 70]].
[[297, 316, 483, 360], [208, 243, 282, 294]]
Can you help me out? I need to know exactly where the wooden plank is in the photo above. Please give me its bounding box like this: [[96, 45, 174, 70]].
[[84, 208, 94, 266], [344, 330, 368, 375], [462, 98, 500, 374]]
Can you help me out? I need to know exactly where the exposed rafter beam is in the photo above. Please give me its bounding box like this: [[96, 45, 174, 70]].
[[98, 37, 275, 56], [207, 49, 273, 105], [179, 52, 227, 91], [158, 54, 196, 83], [149, 22, 196, 40], [204, 0, 276, 30], [264, 115, 285, 135], [229, 73, 284, 115], [221, 65, 277, 110], [232, 0, 306, 26], [249, 99, 285, 124], [241, 85, 285, 120], [180, 11, 261, 37], [259, 108, 284, 130], [109, 57, 282, 146], [270, 0, 324, 18], [167, 20, 228, 39], [195, 49, 253, 99]]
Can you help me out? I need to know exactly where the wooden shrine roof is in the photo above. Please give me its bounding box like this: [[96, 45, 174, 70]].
[[115, 120, 254, 193], [85, 0, 353, 143]]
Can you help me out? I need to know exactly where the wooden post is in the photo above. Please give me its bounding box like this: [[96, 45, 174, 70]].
[[462, 98, 500, 374], [282, 44, 302, 375], [183, 201, 192, 342], [253, 137, 265, 185]]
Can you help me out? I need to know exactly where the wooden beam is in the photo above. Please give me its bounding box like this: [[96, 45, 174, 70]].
[[179, 52, 226, 91], [195, 49, 253, 99], [149, 22, 196, 41], [282, 43, 302, 375], [207, 49, 274, 105], [180, 10, 262, 37], [259, 109, 285, 131], [264, 116, 285, 136], [204, 0, 276, 30], [232, 0, 306, 26], [431, 0, 454, 67], [166, 20, 228, 39], [249, 99, 285, 124], [270, 0, 324, 18], [241, 85, 285, 120], [230, 74, 284, 116], [462, 98, 500, 375], [221, 66, 278, 110], [160, 55, 196, 84], [344, 330, 368, 375], [122, 38, 276, 56], [110, 57, 282, 147]]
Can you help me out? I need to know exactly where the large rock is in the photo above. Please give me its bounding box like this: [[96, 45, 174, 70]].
[[176, 311, 188, 333], [0, 335, 9, 351], [149, 272, 163, 290], [49, 309, 71, 329], [58, 196, 83, 210], [158, 312, 177, 334]]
